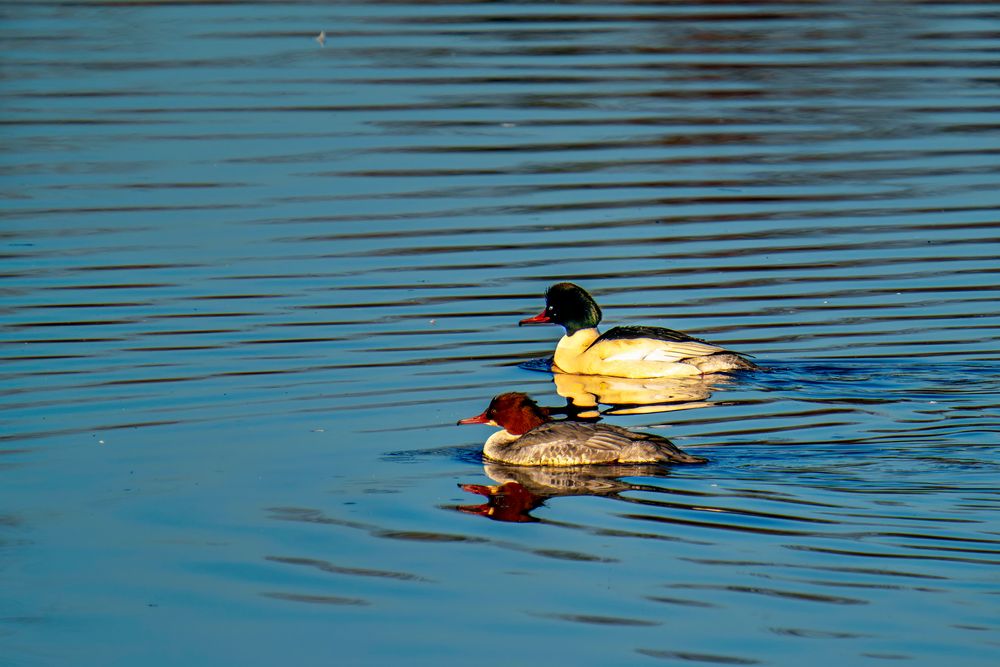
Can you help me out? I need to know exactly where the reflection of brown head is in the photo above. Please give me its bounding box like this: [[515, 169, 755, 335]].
[[457, 482, 543, 523]]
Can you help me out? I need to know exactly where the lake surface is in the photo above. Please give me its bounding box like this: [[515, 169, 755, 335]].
[[2, 1, 999, 665]]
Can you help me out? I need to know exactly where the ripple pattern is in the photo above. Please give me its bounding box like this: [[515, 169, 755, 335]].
[[2, 2, 999, 666]]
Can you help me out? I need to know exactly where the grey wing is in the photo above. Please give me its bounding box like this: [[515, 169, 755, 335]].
[[516, 421, 627, 464], [594, 423, 705, 463]]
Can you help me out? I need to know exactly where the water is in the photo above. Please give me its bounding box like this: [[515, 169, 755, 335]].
[[2, 1, 999, 665]]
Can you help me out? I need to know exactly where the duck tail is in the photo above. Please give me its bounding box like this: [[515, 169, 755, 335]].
[[665, 450, 709, 464]]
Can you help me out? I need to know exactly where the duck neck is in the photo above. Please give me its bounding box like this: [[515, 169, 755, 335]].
[[503, 405, 548, 436], [483, 430, 520, 460], [553, 327, 600, 373]]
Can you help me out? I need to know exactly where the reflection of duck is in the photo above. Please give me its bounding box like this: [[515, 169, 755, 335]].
[[519, 282, 755, 378], [457, 481, 543, 523], [480, 461, 660, 496], [551, 371, 719, 417], [457, 392, 707, 466], [457, 462, 671, 523]]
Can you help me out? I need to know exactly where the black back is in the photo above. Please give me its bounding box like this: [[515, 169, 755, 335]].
[[591, 325, 711, 347]]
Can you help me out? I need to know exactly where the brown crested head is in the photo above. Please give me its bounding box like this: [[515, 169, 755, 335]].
[[485, 392, 549, 435]]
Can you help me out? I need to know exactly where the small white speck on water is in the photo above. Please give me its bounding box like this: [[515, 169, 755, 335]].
[[315, 31, 326, 47], [312, 428, 325, 433]]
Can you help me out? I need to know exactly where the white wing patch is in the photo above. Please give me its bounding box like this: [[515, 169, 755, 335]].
[[601, 340, 723, 363]]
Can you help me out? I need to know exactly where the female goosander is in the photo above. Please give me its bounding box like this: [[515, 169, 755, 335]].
[[520, 282, 755, 378], [457, 392, 707, 466]]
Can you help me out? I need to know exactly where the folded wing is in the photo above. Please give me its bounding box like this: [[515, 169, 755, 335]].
[[594, 326, 727, 363], [513, 422, 629, 464]]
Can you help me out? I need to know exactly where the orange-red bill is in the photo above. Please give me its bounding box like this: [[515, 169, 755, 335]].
[[518, 309, 552, 326], [456, 411, 490, 425]]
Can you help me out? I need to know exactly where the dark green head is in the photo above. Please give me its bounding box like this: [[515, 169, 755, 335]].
[[519, 282, 602, 336]]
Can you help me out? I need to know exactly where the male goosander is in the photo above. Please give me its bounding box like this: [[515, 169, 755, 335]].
[[520, 282, 755, 378], [457, 392, 707, 466]]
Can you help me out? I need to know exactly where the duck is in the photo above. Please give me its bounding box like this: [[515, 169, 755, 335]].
[[519, 282, 756, 378], [457, 392, 707, 466]]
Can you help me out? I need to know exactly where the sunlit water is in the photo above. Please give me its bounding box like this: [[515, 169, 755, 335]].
[[2, 2, 999, 665]]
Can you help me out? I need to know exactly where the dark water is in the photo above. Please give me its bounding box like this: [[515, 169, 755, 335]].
[[2, 1, 999, 665]]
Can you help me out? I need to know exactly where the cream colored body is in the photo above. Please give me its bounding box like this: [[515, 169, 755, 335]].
[[552, 328, 734, 379], [483, 427, 616, 466], [483, 429, 520, 462]]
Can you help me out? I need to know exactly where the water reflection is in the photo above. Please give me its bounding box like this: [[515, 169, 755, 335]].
[[4, 0, 1000, 665], [521, 356, 738, 417], [457, 482, 542, 522], [551, 370, 724, 417], [456, 461, 671, 523]]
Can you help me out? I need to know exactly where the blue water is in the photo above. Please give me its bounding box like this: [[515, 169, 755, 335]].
[[2, 2, 999, 665]]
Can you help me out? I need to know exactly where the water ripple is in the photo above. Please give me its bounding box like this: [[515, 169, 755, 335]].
[[3, 1, 1000, 665]]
